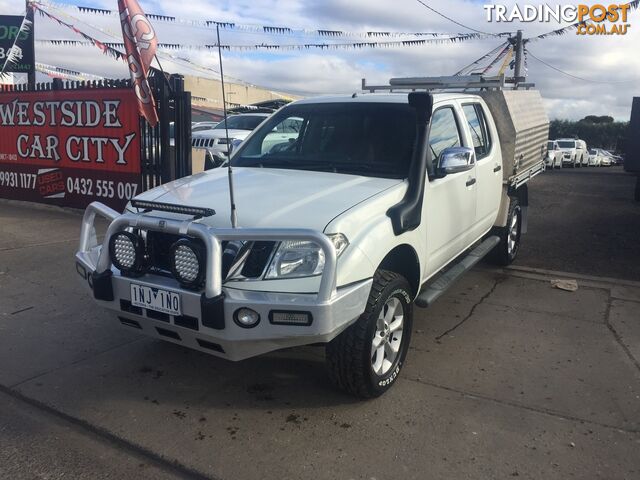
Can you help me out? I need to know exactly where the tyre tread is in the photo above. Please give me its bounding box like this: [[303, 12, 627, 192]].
[[326, 270, 402, 398]]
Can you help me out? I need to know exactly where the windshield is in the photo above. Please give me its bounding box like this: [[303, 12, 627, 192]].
[[232, 102, 417, 178], [214, 115, 266, 131], [547, 141, 555, 149], [558, 140, 576, 148]]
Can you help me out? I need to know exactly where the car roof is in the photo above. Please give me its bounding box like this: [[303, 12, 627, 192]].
[[292, 92, 481, 106]]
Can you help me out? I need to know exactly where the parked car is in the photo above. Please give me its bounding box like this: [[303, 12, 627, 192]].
[[192, 113, 271, 168], [600, 150, 613, 166], [578, 140, 589, 166], [545, 140, 563, 169], [609, 153, 623, 165], [588, 148, 603, 166], [557, 138, 585, 168], [75, 78, 548, 398], [192, 121, 221, 132]]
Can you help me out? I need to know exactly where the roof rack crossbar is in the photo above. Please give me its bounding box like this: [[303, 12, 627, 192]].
[[361, 74, 526, 93]]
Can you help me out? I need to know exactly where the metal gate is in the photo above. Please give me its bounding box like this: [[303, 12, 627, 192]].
[[141, 71, 192, 190]]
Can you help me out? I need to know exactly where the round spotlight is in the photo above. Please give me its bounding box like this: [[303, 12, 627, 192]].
[[108, 231, 145, 275], [234, 308, 260, 328], [170, 239, 205, 288]]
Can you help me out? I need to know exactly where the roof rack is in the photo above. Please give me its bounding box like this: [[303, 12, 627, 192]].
[[361, 74, 535, 93]]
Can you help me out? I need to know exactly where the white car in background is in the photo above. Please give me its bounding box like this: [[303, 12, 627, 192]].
[[588, 148, 603, 166], [557, 138, 587, 168], [192, 113, 270, 168], [577, 140, 589, 166], [600, 150, 613, 166], [192, 121, 221, 132], [545, 140, 563, 169]]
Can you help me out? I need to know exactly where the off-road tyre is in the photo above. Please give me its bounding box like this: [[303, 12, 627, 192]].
[[488, 196, 521, 266], [326, 270, 413, 399]]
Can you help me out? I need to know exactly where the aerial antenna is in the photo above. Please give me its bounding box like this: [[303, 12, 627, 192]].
[[216, 23, 238, 228]]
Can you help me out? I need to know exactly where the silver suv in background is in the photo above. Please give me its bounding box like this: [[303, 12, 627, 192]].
[[557, 138, 588, 168], [192, 113, 270, 168]]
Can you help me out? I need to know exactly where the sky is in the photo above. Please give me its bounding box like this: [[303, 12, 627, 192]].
[[1, 0, 639, 120]]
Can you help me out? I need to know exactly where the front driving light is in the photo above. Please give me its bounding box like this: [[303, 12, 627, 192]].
[[265, 234, 349, 280], [234, 308, 260, 328], [170, 239, 205, 288], [109, 231, 146, 275]]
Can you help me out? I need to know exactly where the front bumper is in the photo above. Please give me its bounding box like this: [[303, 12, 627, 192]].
[[75, 202, 371, 361]]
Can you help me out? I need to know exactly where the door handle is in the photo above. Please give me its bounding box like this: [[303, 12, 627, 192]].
[[493, 164, 502, 173], [466, 177, 476, 187]]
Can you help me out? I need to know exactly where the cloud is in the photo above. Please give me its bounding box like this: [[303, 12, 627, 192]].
[[2, 0, 639, 120]]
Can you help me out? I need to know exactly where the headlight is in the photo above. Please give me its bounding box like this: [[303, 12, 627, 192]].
[[109, 231, 146, 275], [217, 138, 234, 145], [265, 234, 348, 280], [170, 239, 205, 288]]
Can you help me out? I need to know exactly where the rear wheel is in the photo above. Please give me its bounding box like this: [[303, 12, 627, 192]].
[[326, 270, 413, 398], [488, 197, 521, 266]]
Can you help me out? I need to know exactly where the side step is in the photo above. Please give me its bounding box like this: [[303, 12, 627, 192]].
[[415, 235, 500, 308]]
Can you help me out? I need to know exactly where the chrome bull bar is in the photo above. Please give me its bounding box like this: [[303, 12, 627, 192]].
[[78, 201, 338, 302]]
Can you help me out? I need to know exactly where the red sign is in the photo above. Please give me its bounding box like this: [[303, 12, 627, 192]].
[[0, 88, 141, 210]]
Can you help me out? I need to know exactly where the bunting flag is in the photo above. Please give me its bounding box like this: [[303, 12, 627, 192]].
[[118, 0, 159, 126], [36, 33, 496, 52], [32, 3, 127, 61], [35, 62, 104, 81], [37, 1, 512, 39]]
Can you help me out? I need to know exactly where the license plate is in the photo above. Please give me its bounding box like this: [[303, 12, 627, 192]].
[[130, 283, 181, 316]]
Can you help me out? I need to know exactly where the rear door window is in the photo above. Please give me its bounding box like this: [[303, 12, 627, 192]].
[[462, 104, 491, 159]]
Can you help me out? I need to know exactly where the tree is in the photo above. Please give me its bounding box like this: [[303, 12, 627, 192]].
[[581, 115, 614, 124], [549, 118, 628, 151]]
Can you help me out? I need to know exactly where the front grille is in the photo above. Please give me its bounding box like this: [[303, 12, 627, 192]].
[[142, 232, 274, 285], [192, 138, 215, 148], [146, 231, 181, 273], [241, 241, 276, 277]]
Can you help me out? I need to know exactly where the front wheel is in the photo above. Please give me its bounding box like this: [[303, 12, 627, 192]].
[[326, 270, 413, 398], [488, 197, 522, 266]]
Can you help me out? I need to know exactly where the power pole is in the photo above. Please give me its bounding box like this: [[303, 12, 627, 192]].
[[513, 29, 524, 89], [25, 0, 36, 88]]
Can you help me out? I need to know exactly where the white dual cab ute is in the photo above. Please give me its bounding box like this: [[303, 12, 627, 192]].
[[76, 75, 549, 398]]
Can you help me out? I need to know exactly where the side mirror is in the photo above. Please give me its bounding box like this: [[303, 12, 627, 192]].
[[436, 147, 475, 177]]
